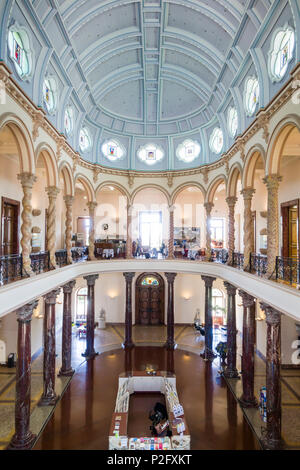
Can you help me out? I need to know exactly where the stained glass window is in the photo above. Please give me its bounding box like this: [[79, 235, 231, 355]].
[[227, 107, 238, 138], [101, 139, 126, 161], [176, 139, 201, 163], [141, 276, 159, 286], [137, 144, 164, 165], [244, 77, 259, 117], [64, 106, 74, 136], [43, 78, 57, 114], [209, 128, 224, 154], [79, 127, 92, 152], [8, 30, 31, 79], [269, 28, 295, 82]]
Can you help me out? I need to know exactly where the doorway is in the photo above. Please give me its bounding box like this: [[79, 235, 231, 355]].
[[1, 197, 20, 256], [281, 199, 299, 258], [139, 211, 162, 250], [135, 273, 165, 325]]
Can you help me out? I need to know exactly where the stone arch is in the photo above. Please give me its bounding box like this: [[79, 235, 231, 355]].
[[130, 184, 171, 205], [227, 162, 243, 197], [171, 181, 206, 204], [95, 181, 130, 202], [0, 113, 35, 173], [35, 142, 59, 188], [74, 173, 95, 202], [205, 174, 227, 204], [242, 144, 266, 189], [266, 115, 300, 176], [58, 161, 75, 196]]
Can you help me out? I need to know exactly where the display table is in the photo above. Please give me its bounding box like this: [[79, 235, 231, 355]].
[[109, 371, 190, 450]]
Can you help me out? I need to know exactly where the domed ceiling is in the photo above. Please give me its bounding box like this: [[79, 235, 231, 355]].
[[60, 0, 247, 136]]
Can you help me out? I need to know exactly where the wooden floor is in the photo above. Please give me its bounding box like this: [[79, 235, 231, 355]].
[[33, 347, 260, 450]]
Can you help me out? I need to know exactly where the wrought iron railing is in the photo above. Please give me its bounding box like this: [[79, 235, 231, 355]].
[[72, 246, 88, 262], [212, 248, 228, 264], [276, 256, 300, 286], [55, 249, 68, 267], [250, 253, 268, 277], [232, 252, 244, 270], [0, 254, 23, 285], [30, 251, 51, 274]]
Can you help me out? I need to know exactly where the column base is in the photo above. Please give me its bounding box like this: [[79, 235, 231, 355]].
[[223, 368, 240, 379], [238, 395, 258, 408], [58, 367, 75, 377], [7, 431, 36, 450], [38, 393, 60, 407], [200, 348, 216, 361], [82, 350, 99, 359], [122, 342, 135, 350], [164, 341, 177, 350]]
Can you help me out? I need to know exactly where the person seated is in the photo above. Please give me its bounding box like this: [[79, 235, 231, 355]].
[[149, 402, 172, 437]]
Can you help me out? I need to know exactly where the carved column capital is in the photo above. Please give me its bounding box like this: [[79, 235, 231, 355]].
[[241, 188, 256, 201], [46, 186, 60, 199], [123, 272, 135, 283], [127, 204, 133, 216], [223, 281, 237, 296], [63, 195, 74, 206], [83, 274, 99, 286], [62, 280, 76, 294], [165, 272, 177, 284], [16, 300, 39, 323], [260, 303, 282, 325], [44, 288, 61, 305], [263, 174, 283, 191], [201, 275, 216, 287], [18, 172, 37, 188], [204, 202, 214, 214], [168, 204, 175, 213], [87, 201, 97, 213], [238, 290, 256, 308], [226, 196, 238, 207]]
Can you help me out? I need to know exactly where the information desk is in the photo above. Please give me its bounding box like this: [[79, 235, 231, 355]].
[[109, 371, 190, 450]]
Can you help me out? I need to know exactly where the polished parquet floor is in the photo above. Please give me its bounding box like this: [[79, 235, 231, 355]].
[[0, 324, 299, 450]]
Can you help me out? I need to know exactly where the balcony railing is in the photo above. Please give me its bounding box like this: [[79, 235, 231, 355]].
[[250, 253, 268, 277], [0, 254, 23, 285], [232, 252, 244, 270], [211, 248, 228, 264], [30, 251, 51, 274], [276, 256, 300, 286]]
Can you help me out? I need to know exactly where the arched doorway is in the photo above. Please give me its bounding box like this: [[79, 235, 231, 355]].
[[135, 273, 165, 325]]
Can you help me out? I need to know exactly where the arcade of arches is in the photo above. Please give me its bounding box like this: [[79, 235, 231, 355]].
[[0, 2, 300, 454]]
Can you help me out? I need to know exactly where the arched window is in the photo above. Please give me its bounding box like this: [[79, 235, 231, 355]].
[[227, 107, 238, 138], [141, 276, 159, 286], [101, 139, 126, 162], [137, 143, 164, 165], [8, 28, 32, 79], [176, 139, 201, 163], [76, 287, 88, 322], [64, 106, 74, 136], [43, 77, 58, 114], [244, 77, 259, 117], [269, 27, 295, 82], [79, 127, 92, 152], [209, 128, 223, 155]]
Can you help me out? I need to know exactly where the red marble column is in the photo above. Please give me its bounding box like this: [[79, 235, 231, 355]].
[[201, 275, 216, 361], [38, 289, 61, 406], [7, 300, 38, 450], [223, 282, 239, 379], [165, 272, 177, 349], [82, 274, 99, 358], [123, 272, 135, 349], [124, 347, 133, 375], [260, 303, 282, 450], [58, 280, 76, 377], [166, 348, 175, 375], [238, 290, 257, 408]]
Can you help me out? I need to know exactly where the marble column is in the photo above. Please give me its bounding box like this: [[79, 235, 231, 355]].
[[223, 282, 239, 378], [7, 300, 38, 450], [201, 275, 216, 361], [46, 186, 60, 268], [58, 280, 76, 377], [167, 205, 175, 259], [87, 202, 97, 261], [263, 175, 282, 278], [126, 204, 134, 259], [165, 272, 177, 349], [64, 195, 74, 265], [226, 197, 238, 266], [204, 202, 214, 261], [38, 288, 61, 406], [238, 290, 257, 408], [82, 274, 99, 358], [260, 303, 282, 450], [166, 349, 175, 375], [123, 272, 135, 349], [241, 189, 255, 271], [18, 173, 37, 276], [124, 347, 133, 375]]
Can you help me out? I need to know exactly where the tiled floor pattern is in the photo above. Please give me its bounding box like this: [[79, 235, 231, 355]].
[[0, 323, 299, 449]]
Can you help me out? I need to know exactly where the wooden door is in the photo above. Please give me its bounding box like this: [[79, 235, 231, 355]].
[[281, 200, 299, 258], [1, 198, 19, 256], [289, 207, 298, 258], [135, 273, 164, 325]]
